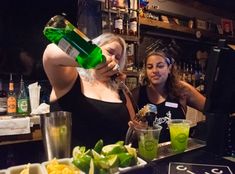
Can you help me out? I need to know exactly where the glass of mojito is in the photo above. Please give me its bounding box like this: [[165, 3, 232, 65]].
[[167, 119, 192, 153], [135, 125, 162, 161]]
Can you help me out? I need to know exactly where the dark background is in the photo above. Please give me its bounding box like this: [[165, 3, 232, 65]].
[[197, 0, 235, 13], [0, 0, 78, 81]]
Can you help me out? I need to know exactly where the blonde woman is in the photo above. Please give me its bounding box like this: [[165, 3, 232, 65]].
[[43, 33, 136, 148]]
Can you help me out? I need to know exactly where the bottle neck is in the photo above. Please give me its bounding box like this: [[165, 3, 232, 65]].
[[9, 82, 14, 91], [0, 82, 2, 91]]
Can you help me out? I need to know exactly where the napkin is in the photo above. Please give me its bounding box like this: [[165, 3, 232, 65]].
[[28, 82, 41, 114], [0, 117, 30, 136], [30, 103, 50, 115]]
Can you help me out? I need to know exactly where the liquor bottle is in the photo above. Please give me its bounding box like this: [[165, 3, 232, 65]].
[[182, 62, 187, 82], [194, 60, 200, 88], [129, 11, 138, 36], [114, 9, 123, 34], [43, 15, 105, 69], [123, 13, 130, 35], [17, 75, 29, 116], [7, 74, 17, 115], [0, 79, 7, 115]]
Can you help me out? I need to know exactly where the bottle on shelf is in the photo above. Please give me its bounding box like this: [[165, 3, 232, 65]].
[[190, 63, 196, 87], [43, 15, 105, 69], [194, 60, 200, 88], [129, 11, 138, 36], [114, 9, 124, 34], [181, 62, 187, 82], [126, 43, 135, 70], [0, 79, 7, 115], [17, 75, 29, 116], [186, 62, 192, 84], [7, 74, 17, 115], [123, 13, 130, 36]]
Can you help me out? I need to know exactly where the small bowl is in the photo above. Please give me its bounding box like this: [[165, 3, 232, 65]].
[[118, 157, 147, 173], [42, 158, 84, 174], [0, 170, 7, 174], [7, 163, 44, 174], [41, 158, 71, 173]]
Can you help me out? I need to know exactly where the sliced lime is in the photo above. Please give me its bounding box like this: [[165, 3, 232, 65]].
[[106, 154, 119, 168], [89, 158, 94, 174], [118, 153, 133, 168], [94, 139, 104, 153], [72, 154, 91, 173], [101, 144, 125, 156]]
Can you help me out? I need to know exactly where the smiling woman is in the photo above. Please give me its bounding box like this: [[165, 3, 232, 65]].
[[131, 44, 206, 143]]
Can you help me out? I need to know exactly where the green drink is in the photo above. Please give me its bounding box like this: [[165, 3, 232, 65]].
[[43, 15, 105, 69], [168, 119, 191, 153], [138, 136, 158, 161], [135, 125, 162, 161]]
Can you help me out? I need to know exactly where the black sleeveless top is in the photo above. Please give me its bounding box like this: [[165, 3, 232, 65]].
[[137, 85, 186, 142], [50, 76, 130, 148]]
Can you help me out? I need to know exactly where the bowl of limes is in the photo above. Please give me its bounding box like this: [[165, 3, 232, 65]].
[[72, 139, 147, 174]]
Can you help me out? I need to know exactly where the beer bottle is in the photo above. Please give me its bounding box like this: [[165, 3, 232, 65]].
[[17, 75, 29, 116], [114, 9, 124, 34], [43, 15, 105, 69], [7, 74, 17, 115], [129, 11, 137, 36]]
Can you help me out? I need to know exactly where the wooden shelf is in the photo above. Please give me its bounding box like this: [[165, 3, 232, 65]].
[[139, 17, 195, 35], [124, 70, 139, 77], [139, 16, 233, 43], [121, 35, 139, 42]]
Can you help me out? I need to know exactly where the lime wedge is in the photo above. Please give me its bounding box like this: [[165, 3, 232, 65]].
[[106, 154, 119, 168], [118, 153, 133, 167], [89, 158, 94, 174], [94, 139, 104, 153], [101, 144, 125, 155], [125, 145, 137, 159], [72, 154, 91, 173], [91, 149, 103, 160]]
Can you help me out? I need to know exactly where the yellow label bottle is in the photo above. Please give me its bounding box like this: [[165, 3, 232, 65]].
[[7, 74, 17, 115]]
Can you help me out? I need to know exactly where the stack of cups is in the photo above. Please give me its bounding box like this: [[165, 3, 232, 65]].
[[28, 82, 41, 114]]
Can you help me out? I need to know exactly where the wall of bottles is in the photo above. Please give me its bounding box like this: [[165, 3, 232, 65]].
[[175, 60, 206, 93], [101, 0, 138, 37]]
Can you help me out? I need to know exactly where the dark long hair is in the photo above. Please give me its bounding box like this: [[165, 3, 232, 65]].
[[142, 50, 183, 100]]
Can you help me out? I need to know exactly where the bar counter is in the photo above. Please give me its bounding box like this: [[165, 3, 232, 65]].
[[124, 147, 235, 174], [0, 116, 234, 173], [0, 115, 45, 169]]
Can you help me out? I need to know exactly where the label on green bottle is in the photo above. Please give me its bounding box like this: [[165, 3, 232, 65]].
[[58, 38, 80, 58], [18, 99, 28, 113]]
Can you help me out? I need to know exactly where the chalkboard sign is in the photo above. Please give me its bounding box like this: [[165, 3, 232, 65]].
[[168, 162, 233, 174]]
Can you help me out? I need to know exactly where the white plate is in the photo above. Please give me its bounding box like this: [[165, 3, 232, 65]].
[[118, 157, 147, 173], [41, 157, 146, 174], [0, 170, 7, 174], [41, 158, 84, 174], [7, 163, 44, 174]]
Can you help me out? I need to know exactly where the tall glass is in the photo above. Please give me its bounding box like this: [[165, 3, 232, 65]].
[[168, 119, 191, 153], [135, 125, 162, 161], [40, 111, 72, 160]]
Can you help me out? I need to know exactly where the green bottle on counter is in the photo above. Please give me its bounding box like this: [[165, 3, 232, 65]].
[[43, 15, 105, 69], [17, 75, 29, 116]]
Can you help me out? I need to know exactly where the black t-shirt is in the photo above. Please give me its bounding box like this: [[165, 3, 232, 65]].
[[137, 85, 186, 142], [50, 76, 130, 148]]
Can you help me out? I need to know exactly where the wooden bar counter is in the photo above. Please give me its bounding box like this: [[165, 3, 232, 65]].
[[0, 115, 45, 169]]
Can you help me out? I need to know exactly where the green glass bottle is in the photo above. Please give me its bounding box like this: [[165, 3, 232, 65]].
[[43, 15, 105, 69], [17, 75, 29, 116]]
